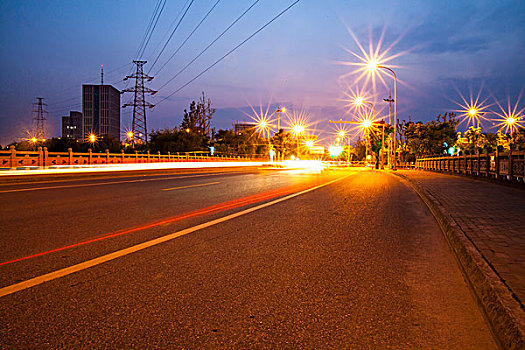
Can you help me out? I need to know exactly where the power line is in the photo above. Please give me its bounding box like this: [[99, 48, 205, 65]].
[[156, 0, 302, 106], [138, 0, 168, 59], [154, 0, 223, 76], [148, 0, 191, 62], [135, 0, 163, 58], [155, 0, 261, 93], [148, 0, 195, 73]]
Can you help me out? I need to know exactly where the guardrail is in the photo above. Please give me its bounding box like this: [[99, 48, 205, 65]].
[[415, 149, 525, 181], [0, 146, 263, 170]]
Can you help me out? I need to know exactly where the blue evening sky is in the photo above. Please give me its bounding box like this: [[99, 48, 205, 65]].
[[1, 0, 524, 145]]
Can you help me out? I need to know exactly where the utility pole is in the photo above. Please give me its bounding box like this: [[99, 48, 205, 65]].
[[276, 105, 285, 131], [122, 60, 156, 144], [384, 92, 394, 167], [33, 97, 47, 141]]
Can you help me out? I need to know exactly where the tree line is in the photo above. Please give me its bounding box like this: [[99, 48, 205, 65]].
[[5, 93, 524, 161]]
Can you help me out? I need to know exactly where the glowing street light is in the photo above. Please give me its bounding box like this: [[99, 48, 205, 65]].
[[362, 119, 372, 129], [506, 116, 517, 126], [368, 61, 398, 169], [292, 124, 304, 135], [291, 123, 305, 158], [31, 137, 37, 143], [328, 145, 343, 158], [305, 139, 314, 148], [89, 134, 97, 143]]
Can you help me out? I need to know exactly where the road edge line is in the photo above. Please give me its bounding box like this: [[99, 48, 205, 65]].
[[387, 170, 524, 350], [0, 173, 353, 298]]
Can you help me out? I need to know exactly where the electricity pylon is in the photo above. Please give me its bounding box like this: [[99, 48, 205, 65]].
[[122, 60, 156, 144]]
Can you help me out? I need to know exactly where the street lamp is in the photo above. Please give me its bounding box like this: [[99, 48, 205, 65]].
[[368, 61, 397, 169], [257, 120, 275, 161], [89, 134, 97, 143], [276, 105, 286, 131], [467, 107, 485, 129], [291, 123, 305, 158], [354, 97, 384, 167]]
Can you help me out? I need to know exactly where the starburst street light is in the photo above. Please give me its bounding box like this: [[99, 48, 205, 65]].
[[362, 119, 372, 129], [366, 61, 398, 169], [454, 88, 491, 129], [292, 124, 305, 135], [492, 95, 524, 135], [89, 134, 97, 143]]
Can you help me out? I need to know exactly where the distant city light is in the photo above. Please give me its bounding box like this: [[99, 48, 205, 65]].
[[328, 145, 343, 157]]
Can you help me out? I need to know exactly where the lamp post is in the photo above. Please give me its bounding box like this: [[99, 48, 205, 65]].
[[368, 61, 397, 169], [354, 97, 385, 168], [338, 130, 350, 162], [292, 124, 304, 158], [257, 120, 275, 161], [276, 105, 286, 131]]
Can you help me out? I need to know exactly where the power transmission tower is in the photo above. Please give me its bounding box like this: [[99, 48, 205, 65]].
[[122, 60, 156, 144], [33, 97, 47, 141]]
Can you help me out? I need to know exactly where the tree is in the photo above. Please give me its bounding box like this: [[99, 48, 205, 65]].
[[351, 137, 367, 161], [369, 123, 394, 168], [181, 91, 215, 138], [214, 128, 267, 157], [149, 127, 207, 153], [403, 113, 459, 157], [270, 129, 296, 159]]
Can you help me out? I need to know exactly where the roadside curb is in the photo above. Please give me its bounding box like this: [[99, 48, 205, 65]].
[[388, 171, 525, 350]]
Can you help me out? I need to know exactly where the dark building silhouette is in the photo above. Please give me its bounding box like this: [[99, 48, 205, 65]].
[[82, 84, 120, 140], [233, 121, 257, 134], [61, 111, 83, 139]]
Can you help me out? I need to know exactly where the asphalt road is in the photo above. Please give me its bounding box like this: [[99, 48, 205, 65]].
[[0, 168, 496, 348]]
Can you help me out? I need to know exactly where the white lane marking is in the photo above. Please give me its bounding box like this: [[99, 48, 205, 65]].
[[162, 182, 220, 191], [0, 173, 353, 298], [0, 173, 234, 194]]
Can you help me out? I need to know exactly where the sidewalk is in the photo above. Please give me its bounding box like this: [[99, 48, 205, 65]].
[[393, 170, 524, 349]]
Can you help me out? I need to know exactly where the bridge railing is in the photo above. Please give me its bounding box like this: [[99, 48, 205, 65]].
[[0, 146, 265, 170], [415, 148, 525, 181]]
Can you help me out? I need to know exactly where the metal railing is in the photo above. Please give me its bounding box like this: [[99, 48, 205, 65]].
[[415, 149, 525, 181], [0, 146, 265, 170]]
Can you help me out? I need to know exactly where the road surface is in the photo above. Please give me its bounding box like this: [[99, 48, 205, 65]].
[[0, 167, 497, 348]]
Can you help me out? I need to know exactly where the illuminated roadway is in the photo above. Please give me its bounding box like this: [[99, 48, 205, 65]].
[[0, 167, 496, 348]]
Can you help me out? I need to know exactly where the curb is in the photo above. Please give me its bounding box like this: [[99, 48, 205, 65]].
[[388, 171, 525, 350]]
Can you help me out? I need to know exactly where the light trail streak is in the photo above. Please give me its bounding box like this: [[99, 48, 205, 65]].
[[0, 173, 230, 194], [0, 172, 353, 298], [0, 174, 347, 267], [162, 182, 220, 191]]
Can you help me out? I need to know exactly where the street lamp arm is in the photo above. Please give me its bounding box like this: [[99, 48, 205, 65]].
[[378, 65, 396, 80]]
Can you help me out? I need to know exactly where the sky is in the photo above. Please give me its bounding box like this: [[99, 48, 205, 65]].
[[1, 0, 524, 146]]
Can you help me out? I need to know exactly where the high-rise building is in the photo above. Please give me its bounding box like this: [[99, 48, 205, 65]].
[[82, 84, 120, 140], [61, 111, 83, 140]]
